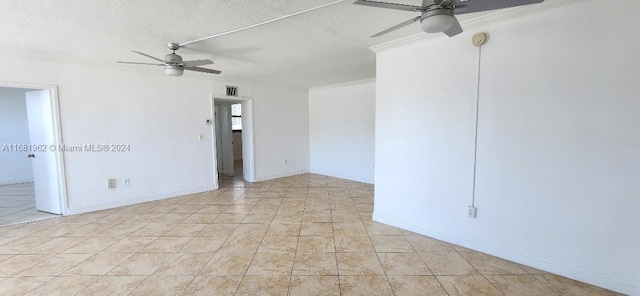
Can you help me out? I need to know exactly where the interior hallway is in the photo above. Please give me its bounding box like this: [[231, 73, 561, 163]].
[[0, 183, 58, 227], [0, 174, 621, 295]]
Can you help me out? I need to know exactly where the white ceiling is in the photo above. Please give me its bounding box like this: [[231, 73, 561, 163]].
[[2, 0, 494, 88]]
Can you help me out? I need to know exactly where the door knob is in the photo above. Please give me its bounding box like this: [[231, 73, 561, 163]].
[[27, 154, 35, 158]]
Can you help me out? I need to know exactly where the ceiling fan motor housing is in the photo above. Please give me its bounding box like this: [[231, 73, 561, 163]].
[[165, 53, 183, 65], [420, 7, 454, 33]]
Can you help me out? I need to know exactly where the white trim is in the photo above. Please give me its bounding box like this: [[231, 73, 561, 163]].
[[309, 169, 373, 184], [373, 211, 638, 296], [0, 81, 69, 216], [0, 178, 34, 186], [67, 184, 217, 215], [370, 0, 585, 53], [309, 78, 376, 92], [255, 169, 309, 182], [211, 94, 256, 183]]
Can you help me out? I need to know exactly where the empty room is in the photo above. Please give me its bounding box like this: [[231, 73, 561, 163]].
[[0, 0, 637, 295]]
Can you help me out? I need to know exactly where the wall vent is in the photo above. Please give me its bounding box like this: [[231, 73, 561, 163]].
[[226, 86, 238, 97]]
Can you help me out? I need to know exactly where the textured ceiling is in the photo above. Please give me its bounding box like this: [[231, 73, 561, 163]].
[[1, 0, 493, 88]]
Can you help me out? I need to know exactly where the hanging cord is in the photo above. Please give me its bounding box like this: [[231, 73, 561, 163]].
[[471, 46, 482, 207]]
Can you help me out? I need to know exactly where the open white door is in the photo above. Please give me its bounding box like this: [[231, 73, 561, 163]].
[[25, 90, 62, 214], [214, 103, 235, 177]]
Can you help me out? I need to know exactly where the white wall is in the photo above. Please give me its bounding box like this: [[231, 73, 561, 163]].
[[373, 0, 639, 295], [309, 79, 375, 183], [0, 87, 34, 185], [0, 57, 309, 214]]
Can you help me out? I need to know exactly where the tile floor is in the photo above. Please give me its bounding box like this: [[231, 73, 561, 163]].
[[0, 183, 59, 227], [0, 174, 624, 296]]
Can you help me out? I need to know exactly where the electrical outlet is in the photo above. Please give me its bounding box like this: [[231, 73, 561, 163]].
[[123, 178, 131, 186], [284, 159, 288, 165], [108, 179, 116, 189], [468, 206, 477, 218]]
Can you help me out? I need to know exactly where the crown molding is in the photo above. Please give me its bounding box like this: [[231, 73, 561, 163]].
[[309, 77, 376, 91], [370, 0, 586, 53]]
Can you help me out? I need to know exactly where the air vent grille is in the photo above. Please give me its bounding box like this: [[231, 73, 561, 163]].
[[226, 86, 238, 97]]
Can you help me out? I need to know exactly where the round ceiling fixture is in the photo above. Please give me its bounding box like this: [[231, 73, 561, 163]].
[[420, 8, 454, 33]]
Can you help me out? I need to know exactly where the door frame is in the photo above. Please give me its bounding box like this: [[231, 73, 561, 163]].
[[0, 81, 69, 215], [211, 95, 256, 184]]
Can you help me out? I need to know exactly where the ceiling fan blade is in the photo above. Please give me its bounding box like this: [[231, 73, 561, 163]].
[[182, 59, 214, 67], [132, 50, 164, 62], [443, 16, 463, 37], [117, 62, 165, 66], [454, 0, 544, 15], [354, 0, 423, 12], [371, 16, 421, 37], [184, 67, 222, 74]]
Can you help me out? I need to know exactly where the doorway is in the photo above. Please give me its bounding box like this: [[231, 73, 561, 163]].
[[211, 95, 256, 188], [0, 83, 67, 226]]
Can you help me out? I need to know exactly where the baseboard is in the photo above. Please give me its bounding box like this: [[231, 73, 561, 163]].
[[373, 212, 638, 296], [255, 169, 309, 182], [309, 169, 374, 184], [67, 184, 218, 215], [0, 178, 34, 186]]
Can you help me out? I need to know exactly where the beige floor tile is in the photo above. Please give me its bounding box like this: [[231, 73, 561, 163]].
[[300, 222, 334, 236], [0, 236, 53, 254], [297, 235, 335, 253], [25, 276, 99, 296], [130, 275, 194, 296], [405, 235, 455, 252], [336, 253, 384, 275], [290, 275, 340, 296], [180, 236, 227, 253], [109, 252, 173, 275], [183, 276, 242, 295], [378, 252, 432, 275], [419, 251, 479, 275], [265, 222, 301, 236], [459, 251, 528, 275], [534, 274, 623, 296], [388, 275, 448, 296], [62, 236, 118, 254], [140, 236, 193, 253], [164, 223, 207, 236], [292, 253, 338, 275], [18, 253, 92, 276], [487, 274, 559, 296], [0, 254, 51, 277], [334, 235, 375, 252], [24, 237, 86, 254], [246, 253, 295, 275], [197, 224, 237, 236], [129, 223, 175, 237], [235, 275, 290, 296], [0, 276, 52, 296], [437, 275, 503, 296], [183, 214, 218, 224], [100, 236, 157, 253], [365, 222, 403, 236], [64, 253, 132, 275], [154, 253, 212, 275], [0, 175, 616, 296], [370, 235, 414, 252], [76, 275, 146, 296], [258, 235, 298, 253], [339, 275, 394, 296], [199, 251, 255, 276]]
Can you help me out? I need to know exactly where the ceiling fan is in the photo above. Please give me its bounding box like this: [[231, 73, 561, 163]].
[[118, 42, 221, 77], [118, 1, 347, 77], [354, 0, 544, 37]]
